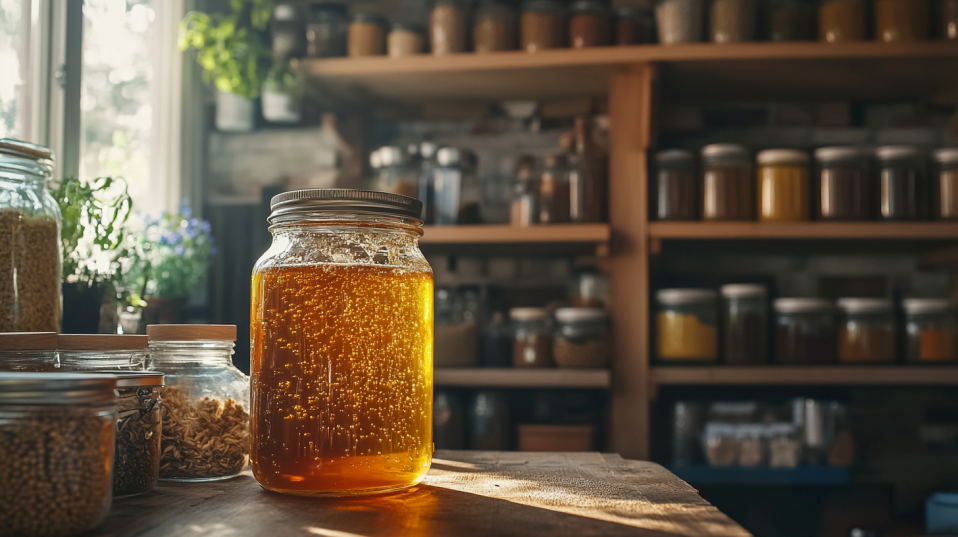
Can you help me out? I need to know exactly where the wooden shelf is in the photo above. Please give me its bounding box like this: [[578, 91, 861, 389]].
[[435, 368, 611, 388], [651, 366, 958, 386], [421, 224, 610, 244], [648, 222, 958, 240]]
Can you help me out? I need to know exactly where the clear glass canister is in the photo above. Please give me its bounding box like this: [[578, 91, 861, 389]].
[[656, 0, 705, 44], [539, 153, 571, 224], [435, 147, 482, 225], [815, 146, 870, 221], [774, 298, 835, 364], [702, 143, 753, 221], [109, 371, 164, 498], [474, 0, 518, 53], [251, 190, 432, 496], [57, 334, 151, 371], [615, 7, 655, 45], [877, 146, 927, 221], [388, 22, 425, 57], [818, 0, 865, 43], [757, 149, 810, 222], [0, 331, 58, 371], [569, 0, 612, 48], [0, 373, 117, 537], [933, 148, 958, 220], [767, 0, 813, 41], [521, 0, 566, 51], [875, 0, 929, 42], [431, 0, 468, 55], [348, 13, 386, 57], [510, 154, 539, 226], [721, 284, 767, 364], [553, 307, 611, 368], [657, 289, 718, 362], [306, 2, 348, 57], [837, 298, 896, 363], [0, 139, 62, 332], [147, 324, 249, 482], [654, 149, 697, 221], [710, 0, 758, 43], [942, 0, 958, 39], [511, 308, 553, 368], [903, 299, 958, 362], [374, 146, 419, 199]]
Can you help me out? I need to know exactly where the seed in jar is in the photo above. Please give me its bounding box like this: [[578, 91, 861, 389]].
[[114, 387, 162, 497], [0, 210, 60, 332]]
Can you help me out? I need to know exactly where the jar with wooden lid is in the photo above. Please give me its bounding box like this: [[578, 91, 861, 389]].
[[721, 284, 767, 365], [837, 298, 896, 363], [251, 191, 432, 496], [933, 148, 958, 220], [388, 22, 425, 57], [569, 0, 612, 48], [0, 372, 117, 537], [57, 334, 151, 371], [511, 308, 554, 368], [553, 307, 611, 368], [904, 299, 958, 362], [656, 0, 705, 44], [147, 324, 249, 482], [875, 0, 929, 42], [941, 0, 958, 39], [818, 0, 865, 43], [657, 289, 718, 362], [702, 143, 753, 221], [474, 0, 518, 53], [106, 371, 164, 498], [615, 7, 654, 44], [757, 149, 810, 222], [306, 2, 348, 57], [0, 331, 58, 371], [0, 139, 61, 333], [348, 13, 387, 57], [774, 298, 835, 364], [877, 145, 927, 221], [767, 0, 813, 41], [431, 0, 468, 55], [710, 0, 758, 42], [815, 146, 871, 221], [521, 0, 566, 51], [654, 149, 697, 221]]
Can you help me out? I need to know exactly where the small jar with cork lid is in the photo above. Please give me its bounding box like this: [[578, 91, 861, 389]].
[[57, 334, 151, 371], [0, 331, 58, 371]]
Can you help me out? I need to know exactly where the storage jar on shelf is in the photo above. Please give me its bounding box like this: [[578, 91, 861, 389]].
[[654, 149, 697, 221], [933, 148, 958, 220], [272, 2, 306, 59], [656, 0, 704, 44], [539, 153, 571, 224], [614, 6, 654, 44], [757, 149, 810, 222], [818, 0, 865, 43], [767, 0, 813, 41], [877, 145, 927, 221], [474, 0, 518, 53], [57, 334, 151, 371], [721, 284, 767, 365], [521, 0, 566, 51], [774, 298, 835, 364], [875, 0, 929, 42], [431, 0, 468, 55], [435, 147, 482, 225], [512, 307, 554, 368], [814, 146, 871, 221], [373, 146, 419, 199], [109, 371, 164, 498], [348, 13, 387, 57], [941, 0, 958, 39], [0, 331, 58, 371], [306, 2, 348, 57], [701, 143, 753, 221], [903, 299, 958, 362], [836, 298, 896, 363], [388, 23, 425, 57], [569, 0, 612, 48], [553, 307, 611, 368], [710, 0, 758, 43], [656, 289, 719, 362]]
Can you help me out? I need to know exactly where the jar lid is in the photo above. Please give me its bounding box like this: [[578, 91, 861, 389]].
[[934, 148, 958, 164], [720, 284, 767, 298], [309, 2, 348, 15], [0, 372, 117, 405], [436, 147, 475, 167], [757, 149, 809, 166], [351, 12, 387, 26], [269, 189, 424, 221], [0, 332, 58, 350], [774, 298, 833, 313], [571, 0, 610, 13], [655, 149, 694, 164], [903, 298, 954, 314], [377, 146, 406, 167], [815, 146, 867, 163], [57, 334, 150, 351], [701, 144, 749, 160], [0, 138, 54, 162], [876, 145, 923, 161], [510, 307, 550, 321], [146, 324, 237, 342], [837, 298, 893, 313], [657, 288, 718, 305], [95, 370, 165, 388], [555, 307, 608, 323]]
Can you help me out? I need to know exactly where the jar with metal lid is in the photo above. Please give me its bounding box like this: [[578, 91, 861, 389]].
[[721, 284, 767, 364], [702, 144, 753, 221], [374, 146, 419, 199], [0, 372, 117, 537], [511, 307, 554, 368], [877, 145, 927, 221], [306, 2, 348, 57], [435, 147, 482, 225], [942, 0, 958, 39], [903, 299, 958, 362], [431, 0, 468, 55], [710, 0, 758, 43], [107, 371, 164, 498], [757, 149, 810, 222], [654, 149, 697, 221], [819, 0, 865, 43], [774, 298, 835, 364], [615, 6, 655, 44], [272, 1, 306, 59], [933, 148, 958, 220], [147, 324, 249, 482], [875, 0, 929, 42], [521, 0, 566, 51], [348, 13, 387, 57], [553, 307, 611, 368], [815, 146, 871, 221], [767, 0, 813, 41], [837, 298, 896, 363], [57, 334, 151, 371], [474, 0, 518, 53], [656, 289, 718, 362], [0, 331, 58, 371], [539, 153, 571, 224], [656, 0, 705, 44], [251, 191, 432, 496], [0, 139, 61, 333], [569, 0, 612, 48], [388, 22, 425, 57]]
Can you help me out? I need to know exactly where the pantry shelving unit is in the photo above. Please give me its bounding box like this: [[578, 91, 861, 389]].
[[302, 41, 958, 461]]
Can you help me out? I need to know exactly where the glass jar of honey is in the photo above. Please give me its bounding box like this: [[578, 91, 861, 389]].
[[250, 189, 433, 497]]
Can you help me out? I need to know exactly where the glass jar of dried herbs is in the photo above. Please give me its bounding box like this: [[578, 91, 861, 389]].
[[0, 331, 59, 371], [110, 371, 164, 497]]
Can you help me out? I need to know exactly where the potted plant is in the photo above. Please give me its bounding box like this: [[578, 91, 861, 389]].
[[262, 59, 304, 124], [179, 0, 273, 132]]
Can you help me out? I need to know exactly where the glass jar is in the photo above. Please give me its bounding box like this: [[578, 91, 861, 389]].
[[767, 0, 813, 41], [877, 146, 927, 221], [569, 0, 612, 48], [521, 0, 566, 51], [815, 146, 871, 221], [757, 149, 810, 222], [348, 13, 386, 57], [710, 0, 758, 43], [510, 154, 539, 226], [110, 371, 164, 498], [539, 153, 571, 224], [272, 2, 306, 59], [615, 7, 655, 44], [388, 22, 425, 57], [774, 298, 835, 364], [511, 307, 554, 368], [0, 331, 58, 371], [656, 289, 718, 362], [903, 299, 958, 362], [250, 191, 432, 496], [941, 0, 958, 39], [431, 0, 468, 55], [418, 142, 439, 224], [435, 147, 482, 225], [572, 269, 609, 308], [306, 2, 348, 57], [147, 324, 250, 482], [57, 334, 151, 371], [0, 139, 61, 333], [702, 143, 753, 221], [0, 372, 117, 537], [656, 0, 705, 44], [875, 0, 929, 42], [374, 146, 419, 199], [553, 307, 611, 368], [474, 0, 518, 53], [818, 0, 865, 43], [434, 390, 465, 449], [836, 298, 896, 363], [721, 284, 767, 364], [654, 149, 697, 221], [933, 148, 958, 220], [434, 287, 480, 368]]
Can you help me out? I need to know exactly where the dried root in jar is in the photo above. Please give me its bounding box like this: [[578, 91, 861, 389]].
[[160, 386, 249, 480]]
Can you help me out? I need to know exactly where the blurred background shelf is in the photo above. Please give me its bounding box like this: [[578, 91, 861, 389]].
[[434, 368, 611, 389], [669, 466, 851, 486], [651, 367, 958, 386], [648, 222, 958, 240]]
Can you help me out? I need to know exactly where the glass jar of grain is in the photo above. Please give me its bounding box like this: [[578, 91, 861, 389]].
[[0, 331, 58, 371], [348, 13, 387, 57], [521, 0, 566, 51], [0, 139, 61, 333], [474, 0, 518, 53], [431, 0, 468, 55], [710, 0, 758, 43], [656, 0, 705, 44], [818, 0, 866, 43], [701, 143, 753, 221], [934, 148, 958, 220], [657, 289, 719, 362], [875, 0, 929, 42], [553, 307, 611, 368], [757, 149, 810, 222]]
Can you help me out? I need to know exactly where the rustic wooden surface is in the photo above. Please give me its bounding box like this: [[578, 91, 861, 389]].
[[90, 451, 750, 537]]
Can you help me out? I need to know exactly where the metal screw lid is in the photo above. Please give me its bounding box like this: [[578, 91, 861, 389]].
[[0, 138, 54, 162], [269, 188, 423, 221], [0, 372, 118, 405]]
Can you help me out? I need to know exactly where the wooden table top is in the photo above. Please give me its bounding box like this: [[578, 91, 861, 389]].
[[91, 451, 751, 537]]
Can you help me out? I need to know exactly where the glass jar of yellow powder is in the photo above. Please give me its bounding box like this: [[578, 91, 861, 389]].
[[757, 149, 810, 222], [656, 289, 718, 362]]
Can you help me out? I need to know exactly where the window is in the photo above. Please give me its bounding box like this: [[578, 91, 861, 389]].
[[0, 0, 23, 138]]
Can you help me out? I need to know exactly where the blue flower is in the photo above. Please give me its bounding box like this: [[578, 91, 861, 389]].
[[200, 222, 211, 234], [174, 245, 185, 256]]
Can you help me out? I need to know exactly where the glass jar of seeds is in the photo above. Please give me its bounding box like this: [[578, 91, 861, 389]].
[[0, 372, 117, 537], [57, 334, 151, 371], [110, 371, 164, 498], [147, 324, 249, 482], [0, 139, 62, 333], [0, 331, 58, 371]]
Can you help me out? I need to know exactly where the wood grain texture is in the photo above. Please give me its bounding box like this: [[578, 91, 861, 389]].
[[434, 368, 611, 388], [420, 224, 611, 244], [649, 222, 958, 240], [651, 366, 958, 387], [90, 451, 750, 537]]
